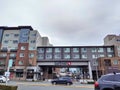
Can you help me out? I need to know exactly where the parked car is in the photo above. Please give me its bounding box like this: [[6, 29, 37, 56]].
[[94, 72, 120, 90], [51, 76, 73, 85], [0, 75, 9, 83]]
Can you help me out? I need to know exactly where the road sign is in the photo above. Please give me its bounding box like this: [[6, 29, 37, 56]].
[[8, 59, 13, 67], [5, 72, 10, 77]]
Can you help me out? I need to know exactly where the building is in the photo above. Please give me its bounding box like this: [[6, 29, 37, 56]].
[[96, 34, 120, 77], [104, 34, 120, 57], [37, 46, 115, 80], [0, 26, 119, 81], [98, 57, 120, 76], [0, 26, 51, 81], [42, 37, 53, 46]]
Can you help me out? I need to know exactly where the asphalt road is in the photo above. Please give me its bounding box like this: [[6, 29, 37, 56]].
[[1, 81, 94, 90]]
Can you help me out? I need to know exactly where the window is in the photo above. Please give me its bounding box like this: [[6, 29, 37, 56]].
[[108, 54, 113, 57], [117, 46, 120, 50], [38, 55, 44, 59], [92, 54, 97, 59], [16, 69, 23, 77], [4, 40, 8, 44], [107, 48, 113, 52], [81, 54, 87, 59], [98, 54, 105, 57], [93, 60, 98, 66], [46, 54, 52, 59], [23, 33, 28, 36], [91, 48, 97, 52], [116, 39, 120, 42], [31, 40, 35, 43], [73, 48, 79, 52], [0, 53, 7, 57], [64, 48, 70, 53], [5, 34, 9, 37], [29, 53, 34, 58], [14, 34, 19, 37], [27, 69, 34, 79], [46, 48, 52, 53], [54, 54, 61, 59], [64, 54, 70, 59], [21, 46, 26, 50], [32, 33, 36, 36], [18, 61, 23, 65], [113, 60, 119, 65], [104, 59, 111, 66], [38, 48, 44, 53], [10, 53, 16, 57], [20, 53, 24, 57], [55, 48, 61, 53], [13, 40, 18, 44], [97, 48, 104, 52], [72, 54, 80, 59], [0, 60, 5, 66], [81, 48, 87, 52]]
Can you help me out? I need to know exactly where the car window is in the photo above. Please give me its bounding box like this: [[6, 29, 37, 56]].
[[59, 77, 64, 80], [114, 74, 120, 82], [102, 75, 115, 81]]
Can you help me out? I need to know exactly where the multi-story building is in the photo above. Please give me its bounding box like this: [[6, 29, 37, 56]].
[[97, 34, 120, 76], [0, 26, 119, 81], [104, 34, 120, 57], [0, 26, 51, 81], [37, 46, 115, 80], [98, 57, 120, 76]]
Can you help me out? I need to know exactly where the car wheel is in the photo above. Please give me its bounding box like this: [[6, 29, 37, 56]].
[[66, 82, 71, 85], [52, 82, 56, 85], [0, 80, 3, 83]]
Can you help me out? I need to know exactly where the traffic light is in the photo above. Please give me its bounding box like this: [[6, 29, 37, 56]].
[[67, 62, 71, 65]]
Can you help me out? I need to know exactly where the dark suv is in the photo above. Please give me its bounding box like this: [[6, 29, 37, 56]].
[[95, 73, 120, 90], [51, 76, 73, 85]]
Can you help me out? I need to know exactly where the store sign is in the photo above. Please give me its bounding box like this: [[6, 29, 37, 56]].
[[55, 62, 71, 65]]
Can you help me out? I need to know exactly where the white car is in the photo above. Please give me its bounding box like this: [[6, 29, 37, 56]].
[[0, 76, 9, 83]]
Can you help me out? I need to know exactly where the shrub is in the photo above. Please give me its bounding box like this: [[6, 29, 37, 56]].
[[0, 85, 18, 90]]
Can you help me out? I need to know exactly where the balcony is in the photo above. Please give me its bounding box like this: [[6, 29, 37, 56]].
[[0, 64, 5, 67], [9, 56, 16, 59], [10, 49, 17, 52], [0, 56, 7, 59], [0, 48, 7, 52]]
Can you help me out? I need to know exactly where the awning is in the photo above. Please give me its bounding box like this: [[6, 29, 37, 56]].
[[16, 69, 23, 72]]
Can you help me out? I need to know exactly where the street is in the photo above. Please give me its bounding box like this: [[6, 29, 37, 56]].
[[0, 81, 94, 90]]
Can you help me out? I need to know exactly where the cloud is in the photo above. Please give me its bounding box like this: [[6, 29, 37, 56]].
[[0, 0, 120, 46]]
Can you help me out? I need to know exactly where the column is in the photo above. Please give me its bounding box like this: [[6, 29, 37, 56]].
[[88, 62, 93, 79]]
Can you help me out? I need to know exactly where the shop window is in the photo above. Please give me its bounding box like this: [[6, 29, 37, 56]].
[[26, 69, 34, 79], [16, 69, 23, 77]]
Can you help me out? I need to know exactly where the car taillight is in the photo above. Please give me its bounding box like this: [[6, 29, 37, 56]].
[[94, 81, 99, 88]]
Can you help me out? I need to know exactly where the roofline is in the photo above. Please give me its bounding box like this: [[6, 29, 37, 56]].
[[37, 45, 114, 48], [0, 26, 33, 30]]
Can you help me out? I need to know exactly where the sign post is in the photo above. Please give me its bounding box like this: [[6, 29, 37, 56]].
[[5, 59, 13, 85]]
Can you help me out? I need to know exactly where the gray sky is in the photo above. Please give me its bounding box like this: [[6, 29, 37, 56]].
[[0, 0, 120, 46]]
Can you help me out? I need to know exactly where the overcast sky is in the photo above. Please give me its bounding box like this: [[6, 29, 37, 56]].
[[0, 0, 120, 46]]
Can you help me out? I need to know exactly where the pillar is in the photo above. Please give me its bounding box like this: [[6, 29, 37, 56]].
[[88, 62, 93, 79]]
